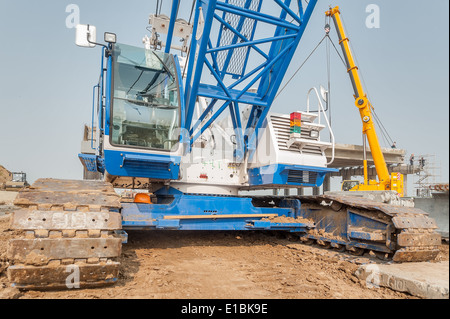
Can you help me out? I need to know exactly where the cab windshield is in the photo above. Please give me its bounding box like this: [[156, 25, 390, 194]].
[[111, 43, 180, 151]]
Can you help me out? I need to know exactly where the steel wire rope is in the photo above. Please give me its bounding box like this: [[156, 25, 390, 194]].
[[340, 13, 395, 148], [325, 13, 332, 128], [182, 0, 197, 79], [274, 34, 327, 100]]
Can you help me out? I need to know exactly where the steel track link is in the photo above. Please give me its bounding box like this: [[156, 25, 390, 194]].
[[6, 179, 123, 290], [297, 195, 441, 262]]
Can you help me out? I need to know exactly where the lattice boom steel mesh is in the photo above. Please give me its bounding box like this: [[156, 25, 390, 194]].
[[216, 0, 261, 78]]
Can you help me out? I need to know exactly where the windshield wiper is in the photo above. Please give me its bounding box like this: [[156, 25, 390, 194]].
[[127, 70, 145, 95], [151, 52, 175, 82], [136, 54, 175, 97]]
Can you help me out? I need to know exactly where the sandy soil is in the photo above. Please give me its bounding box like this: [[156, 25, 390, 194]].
[[2, 209, 445, 300], [0, 191, 18, 206]]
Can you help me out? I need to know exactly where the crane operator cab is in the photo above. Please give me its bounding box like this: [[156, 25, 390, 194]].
[[110, 43, 181, 151], [76, 26, 184, 184]]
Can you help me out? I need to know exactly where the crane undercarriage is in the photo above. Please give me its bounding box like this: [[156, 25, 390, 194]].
[[6, 179, 441, 289]]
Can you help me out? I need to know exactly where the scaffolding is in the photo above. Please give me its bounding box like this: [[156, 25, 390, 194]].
[[413, 154, 442, 198]]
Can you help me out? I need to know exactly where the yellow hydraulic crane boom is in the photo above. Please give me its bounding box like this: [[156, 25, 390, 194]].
[[326, 6, 404, 196]]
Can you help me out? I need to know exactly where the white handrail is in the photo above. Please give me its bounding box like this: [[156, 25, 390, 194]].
[[306, 87, 335, 165]]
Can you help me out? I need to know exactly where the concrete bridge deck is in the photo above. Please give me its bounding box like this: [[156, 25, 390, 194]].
[[325, 143, 407, 169]]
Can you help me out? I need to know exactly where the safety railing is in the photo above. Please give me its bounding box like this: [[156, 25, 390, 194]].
[[305, 87, 335, 165]]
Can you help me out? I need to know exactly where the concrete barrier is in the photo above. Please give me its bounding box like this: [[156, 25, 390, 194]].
[[356, 261, 449, 299], [414, 193, 449, 239]]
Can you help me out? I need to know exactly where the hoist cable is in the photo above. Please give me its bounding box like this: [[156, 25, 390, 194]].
[[182, 0, 197, 78], [326, 35, 346, 68], [340, 13, 396, 148], [326, 29, 331, 127], [188, 0, 196, 24], [275, 35, 327, 100]]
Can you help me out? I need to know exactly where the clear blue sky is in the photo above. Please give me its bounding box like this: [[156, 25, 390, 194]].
[[0, 0, 448, 196]]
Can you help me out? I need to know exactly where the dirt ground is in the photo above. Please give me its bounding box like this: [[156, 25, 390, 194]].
[[0, 189, 448, 300], [1, 207, 448, 300]]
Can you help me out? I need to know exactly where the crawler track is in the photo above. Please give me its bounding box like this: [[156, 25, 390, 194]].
[[6, 179, 123, 290], [6, 180, 441, 289], [296, 195, 441, 262]]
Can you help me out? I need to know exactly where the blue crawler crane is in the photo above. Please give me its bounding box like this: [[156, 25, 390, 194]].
[[7, 0, 441, 289]]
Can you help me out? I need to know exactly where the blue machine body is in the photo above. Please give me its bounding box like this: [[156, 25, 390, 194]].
[[78, 0, 345, 234], [74, 0, 434, 261], [79, 0, 328, 186]]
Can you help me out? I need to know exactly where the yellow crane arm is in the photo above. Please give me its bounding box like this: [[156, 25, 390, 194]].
[[326, 6, 391, 188]]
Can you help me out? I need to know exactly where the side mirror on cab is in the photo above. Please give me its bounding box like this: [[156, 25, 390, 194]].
[[75, 24, 97, 48]]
